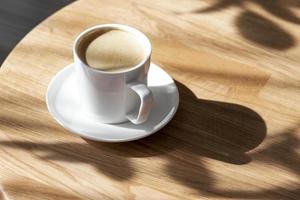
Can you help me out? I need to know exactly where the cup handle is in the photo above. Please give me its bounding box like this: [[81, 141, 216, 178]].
[[126, 82, 153, 124]]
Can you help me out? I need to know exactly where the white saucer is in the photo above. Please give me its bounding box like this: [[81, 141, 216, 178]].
[[46, 63, 179, 142]]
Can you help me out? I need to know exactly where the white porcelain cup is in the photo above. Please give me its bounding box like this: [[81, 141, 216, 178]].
[[73, 24, 153, 125]]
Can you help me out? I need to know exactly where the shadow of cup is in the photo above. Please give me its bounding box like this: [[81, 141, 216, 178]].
[[88, 81, 267, 165]]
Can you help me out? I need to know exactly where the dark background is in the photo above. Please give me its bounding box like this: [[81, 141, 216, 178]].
[[0, 0, 74, 66]]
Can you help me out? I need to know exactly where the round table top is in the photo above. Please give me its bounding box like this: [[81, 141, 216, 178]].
[[0, 0, 299, 199]]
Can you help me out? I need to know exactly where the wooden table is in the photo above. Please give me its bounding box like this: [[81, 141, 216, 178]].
[[0, 0, 299, 199]]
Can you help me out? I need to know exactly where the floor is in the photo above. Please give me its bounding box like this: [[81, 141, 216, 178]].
[[0, 0, 74, 65]]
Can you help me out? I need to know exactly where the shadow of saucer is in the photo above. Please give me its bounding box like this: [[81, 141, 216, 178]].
[[87, 81, 267, 165]]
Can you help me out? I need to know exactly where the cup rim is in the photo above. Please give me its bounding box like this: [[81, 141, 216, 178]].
[[73, 24, 152, 74]]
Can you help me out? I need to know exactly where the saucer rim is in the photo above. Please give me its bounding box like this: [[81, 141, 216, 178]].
[[46, 63, 179, 142]]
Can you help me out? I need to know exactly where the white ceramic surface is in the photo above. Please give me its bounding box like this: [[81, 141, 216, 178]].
[[74, 24, 153, 124], [46, 63, 179, 142]]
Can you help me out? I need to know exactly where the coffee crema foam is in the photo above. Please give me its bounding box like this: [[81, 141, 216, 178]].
[[85, 30, 145, 72]]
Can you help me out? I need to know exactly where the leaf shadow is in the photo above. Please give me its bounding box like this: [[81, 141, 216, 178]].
[[190, 0, 299, 50], [1, 80, 299, 199], [235, 10, 295, 50], [252, 128, 300, 178], [0, 140, 134, 181]]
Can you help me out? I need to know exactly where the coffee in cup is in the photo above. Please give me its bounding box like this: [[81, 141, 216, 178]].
[[85, 29, 145, 72]]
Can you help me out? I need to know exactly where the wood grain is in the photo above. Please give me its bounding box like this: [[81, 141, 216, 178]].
[[0, 0, 299, 199]]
